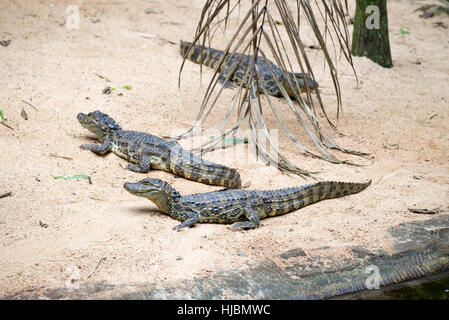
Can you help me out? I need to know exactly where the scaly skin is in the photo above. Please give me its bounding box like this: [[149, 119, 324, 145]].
[[180, 40, 319, 97], [124, 177, 371, 230], [77, 111, 241, 188]]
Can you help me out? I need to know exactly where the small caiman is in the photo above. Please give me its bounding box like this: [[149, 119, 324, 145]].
[[77, 111, 241, 188], [124, 177, 371, 230], [180, 40, 319, 97]]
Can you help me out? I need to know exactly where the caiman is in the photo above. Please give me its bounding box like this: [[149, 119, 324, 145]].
[[180, 40, 319, 97], [77, 111, 241, 188], [124, 177, 371, 230]]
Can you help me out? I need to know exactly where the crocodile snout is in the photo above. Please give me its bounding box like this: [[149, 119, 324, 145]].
[[123, 182, 134, 191], [124, 182, 144, 194], [77, 112, 87, 123]]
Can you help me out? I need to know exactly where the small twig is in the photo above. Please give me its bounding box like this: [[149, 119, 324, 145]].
[[89, 195, 106, 201], [408, 208, 440, 215], [86, 257, 106, 279], [136, 32, 177, 45], [160, 21, 182, 26], [118, 163, 128, 170], [94, 73, 111, 82], [157, 35, 177, 45], [137, 32, 157, 39], [0, 192, 12, 199], [1, 122, 14, 130], [49, 153, 73, 161], [22, 100, 39, 112]]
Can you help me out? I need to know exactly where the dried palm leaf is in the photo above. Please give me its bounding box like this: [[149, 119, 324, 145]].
[[178, 0, 369, 178]]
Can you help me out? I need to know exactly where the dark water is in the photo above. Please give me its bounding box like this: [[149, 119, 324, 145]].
[[378, 275, 449, 300], [338, 272, 449, 300]]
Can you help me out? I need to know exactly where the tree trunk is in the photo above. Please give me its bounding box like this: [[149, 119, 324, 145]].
[[352, 0, 393, 68]]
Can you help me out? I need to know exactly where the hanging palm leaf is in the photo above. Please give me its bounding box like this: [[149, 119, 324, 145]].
[[178, 0, 369, 178]]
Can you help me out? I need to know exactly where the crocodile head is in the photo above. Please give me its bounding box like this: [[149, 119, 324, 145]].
[[77, 110, 121, 142], [124, 178, 181, 214]]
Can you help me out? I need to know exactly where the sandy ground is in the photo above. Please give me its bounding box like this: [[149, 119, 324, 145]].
[[0, 0, 448, 296]]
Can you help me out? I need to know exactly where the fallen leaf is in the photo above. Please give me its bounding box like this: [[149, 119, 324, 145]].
[[145, 8, 163, 14], [52, 174, 90, 181]]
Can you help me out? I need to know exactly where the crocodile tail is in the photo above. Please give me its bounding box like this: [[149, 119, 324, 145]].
[[222, 167, 241, 189], [265, 180, 371, 215], [173, 160, 241, 189], [180, 40, 193, 58], [169, 147, 241, 188], [199, 165, 241, 189], [180, 40, 225, 70], [296, 180, 372, 209]]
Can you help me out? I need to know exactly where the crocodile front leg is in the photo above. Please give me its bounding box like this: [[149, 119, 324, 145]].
[[173, 211, 199, 230], [229, 204, 260, 231], [126, 153, 151, 173], [80, 141, 111, 155]]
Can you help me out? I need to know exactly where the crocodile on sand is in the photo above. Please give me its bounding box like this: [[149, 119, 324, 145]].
[[124, 177, 371, 230], [77, 111, 241, 188], [180, 40, 319, 97]]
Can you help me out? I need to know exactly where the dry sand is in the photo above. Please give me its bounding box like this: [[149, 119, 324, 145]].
[[0, 0, 448, 296]]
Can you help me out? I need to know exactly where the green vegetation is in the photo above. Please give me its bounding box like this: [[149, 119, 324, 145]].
[[210, 136, 248, 144], [399, 28, 410, 35], [52, 174, 90, 180]]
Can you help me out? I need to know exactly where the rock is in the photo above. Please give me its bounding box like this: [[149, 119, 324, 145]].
[[279, 248, 306, 259]]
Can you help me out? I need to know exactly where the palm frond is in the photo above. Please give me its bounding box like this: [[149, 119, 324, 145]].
[[178, 0, 369, 178]]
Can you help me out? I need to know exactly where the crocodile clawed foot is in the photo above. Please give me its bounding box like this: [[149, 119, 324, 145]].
[[228, 222, 259, 231], [126, 164, 150, 173], [227, 225, 250, 232], [173, 224, 187, 231], [126, 164, 140, 172]]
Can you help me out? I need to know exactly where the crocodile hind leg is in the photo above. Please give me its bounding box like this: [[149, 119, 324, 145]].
[[127, 153, 151, 173], [173, 212, 199, 231], [80, 141, 111, 155], [229, 205, 260, 231]]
